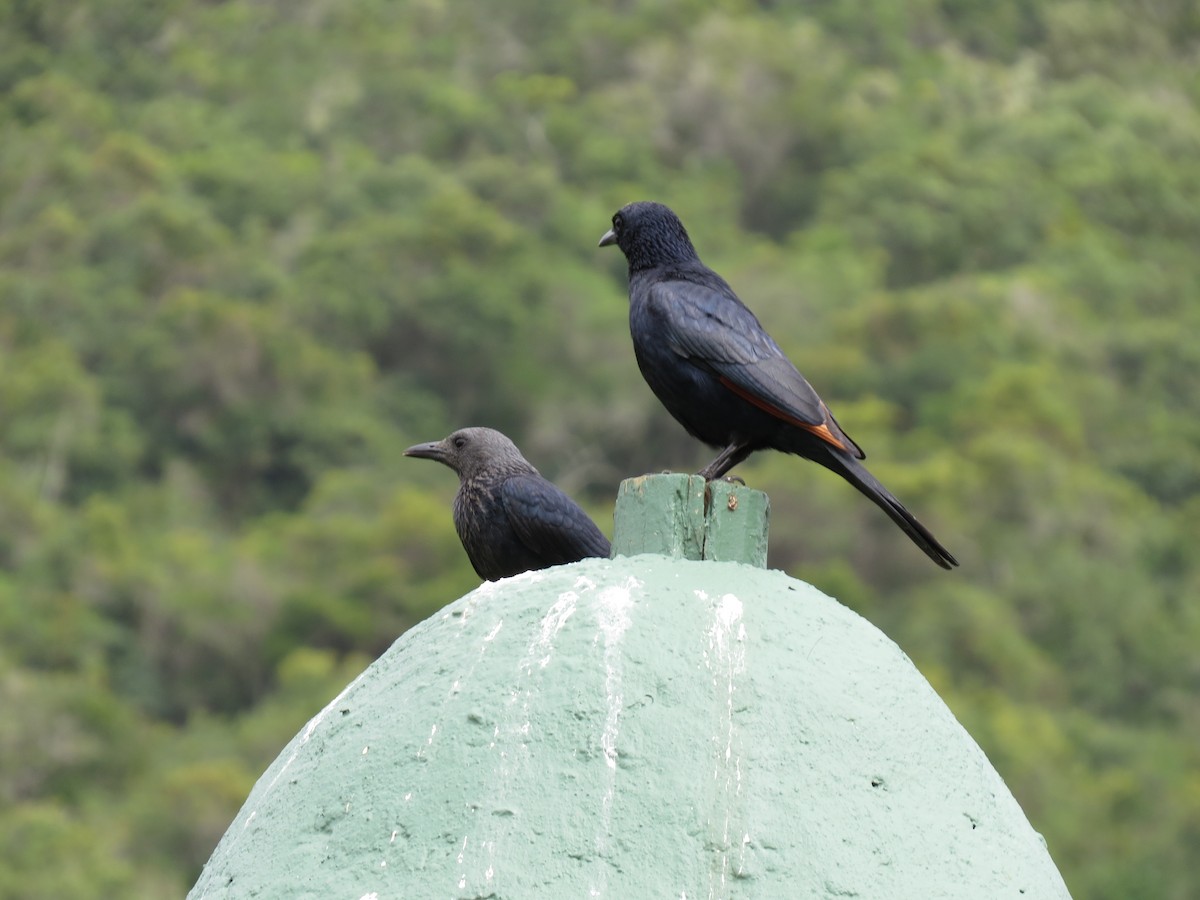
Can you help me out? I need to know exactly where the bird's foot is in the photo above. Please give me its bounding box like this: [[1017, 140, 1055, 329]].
[[695, 465, 745, 484], [698, 442, 754, 482], [695, 469, 744, 485]]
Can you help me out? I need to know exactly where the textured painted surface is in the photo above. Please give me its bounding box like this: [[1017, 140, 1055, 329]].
[[701, 479, 770, 566], [190, 558, 1071, 899], [611, 474, 770, 567]]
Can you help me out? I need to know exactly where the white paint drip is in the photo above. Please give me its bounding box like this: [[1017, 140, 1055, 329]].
[[416, 722, 439, 761], [422, 592, 506, 762], [705, 592, 748, 899], [499, 590, 578, 769], [446, 573, 591, 896], [598, 581, 636, 771], [522, 588, 579, 674], [592, 576, 642, 898]]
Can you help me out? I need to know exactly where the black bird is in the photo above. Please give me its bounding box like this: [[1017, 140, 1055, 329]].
[[404, 427, 611, 580], [599, 201, 958, 569]]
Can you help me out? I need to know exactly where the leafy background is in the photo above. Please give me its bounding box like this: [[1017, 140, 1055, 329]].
[[2, 0, 1198, 896]]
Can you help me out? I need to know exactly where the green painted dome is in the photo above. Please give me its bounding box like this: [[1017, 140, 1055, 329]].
[[190, 553, 1070, 899]]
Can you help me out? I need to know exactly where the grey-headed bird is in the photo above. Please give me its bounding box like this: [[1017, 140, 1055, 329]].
[[405, 427, 611, 579]]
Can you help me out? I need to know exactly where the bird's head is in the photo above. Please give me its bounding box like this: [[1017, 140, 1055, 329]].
[[404, 427, 531, 481], [599, 201, 699, 271]]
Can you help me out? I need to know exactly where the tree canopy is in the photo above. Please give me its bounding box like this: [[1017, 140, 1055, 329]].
[[2, 1, 1198, 896]]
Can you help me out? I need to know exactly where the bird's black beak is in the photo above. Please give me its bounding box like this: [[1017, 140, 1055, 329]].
[[598, 228, 617, 248], [403, 440, 448, 463]]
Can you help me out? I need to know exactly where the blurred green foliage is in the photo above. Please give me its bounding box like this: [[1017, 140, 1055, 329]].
[[1, 0, 1198, 896]]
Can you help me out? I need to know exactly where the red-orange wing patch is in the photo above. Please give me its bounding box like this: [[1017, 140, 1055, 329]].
[[719, 376, 848, 453]]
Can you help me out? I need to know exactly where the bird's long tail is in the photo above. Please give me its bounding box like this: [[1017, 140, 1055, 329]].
[[821, 451, 959, 569]]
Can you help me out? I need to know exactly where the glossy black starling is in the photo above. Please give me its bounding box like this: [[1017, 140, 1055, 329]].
[[600, 201, 957, 569]]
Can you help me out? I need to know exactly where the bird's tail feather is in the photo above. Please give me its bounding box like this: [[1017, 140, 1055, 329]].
[[822, 452, 959, 569]]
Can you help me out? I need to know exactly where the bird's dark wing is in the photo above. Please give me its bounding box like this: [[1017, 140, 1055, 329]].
[[499, 476, 611, 566], [648, 280, 864, 458]]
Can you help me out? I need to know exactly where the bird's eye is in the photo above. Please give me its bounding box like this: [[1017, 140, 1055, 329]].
[[453, 436, 467, 449], [612, 214, 622, 230]]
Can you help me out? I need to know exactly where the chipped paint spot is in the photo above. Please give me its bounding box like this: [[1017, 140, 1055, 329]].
[[738, 832, 752, 877], [417, 723, 439, 760]]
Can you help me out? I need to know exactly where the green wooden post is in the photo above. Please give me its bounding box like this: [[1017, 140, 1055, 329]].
[[190, 478, 1072, 900], [611, 474, 770, 566]]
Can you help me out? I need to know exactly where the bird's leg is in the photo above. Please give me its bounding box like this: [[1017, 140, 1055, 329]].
[[697, 442, 754, 481]]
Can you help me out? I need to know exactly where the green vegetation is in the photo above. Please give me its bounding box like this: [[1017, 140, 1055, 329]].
[[2, 1, 1198, 896]]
